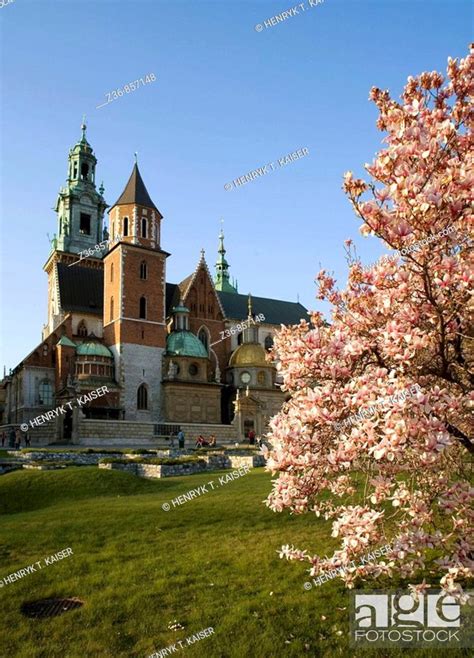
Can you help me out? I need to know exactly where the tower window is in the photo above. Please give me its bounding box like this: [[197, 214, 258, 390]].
[[141, 217, 147, 238], [140, 261, 148, 280], [78, 321, 88, 337], [257, 371, 266, 386], [139, 296, 147, 319], [80, 213, 91, 235], [73, 163, 78, 179], [188, 363, 198, 377], [137, 384, 148, 410], [81, 163, 89, 181], [110, 297, 114, 322], [110, 262, 114, 282], [123, 217, 129, 236]]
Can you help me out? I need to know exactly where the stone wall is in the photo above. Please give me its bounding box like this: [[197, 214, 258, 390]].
[[98, 453, 265, 478], [77, 420, 238, 445], [10, 451, 122, 465]]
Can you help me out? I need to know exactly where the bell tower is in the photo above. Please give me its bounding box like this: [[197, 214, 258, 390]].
[[55, 120, 108, 255], [103, 161, 169, 420], [43, 121, 108, 339]]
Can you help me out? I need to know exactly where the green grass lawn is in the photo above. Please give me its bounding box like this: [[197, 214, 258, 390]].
[[0, 467, 470, 658]]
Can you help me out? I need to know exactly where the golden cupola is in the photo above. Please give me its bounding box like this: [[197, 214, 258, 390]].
[[229, 342, 267, 367]]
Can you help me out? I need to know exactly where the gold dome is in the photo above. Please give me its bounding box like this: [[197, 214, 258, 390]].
[[229, 343, 268, 367]]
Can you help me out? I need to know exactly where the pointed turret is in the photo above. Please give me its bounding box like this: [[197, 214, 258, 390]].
[[108, 161, 163, 250], [110, 163, 161, 215], [214, 226, 238, 293]]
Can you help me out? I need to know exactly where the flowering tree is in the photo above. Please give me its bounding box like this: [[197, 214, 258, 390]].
[[264, 45, 473, 600]]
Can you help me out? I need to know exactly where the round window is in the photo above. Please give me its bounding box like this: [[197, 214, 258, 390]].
[[189, 363, 199, 376], [240, 372, 251, 385]]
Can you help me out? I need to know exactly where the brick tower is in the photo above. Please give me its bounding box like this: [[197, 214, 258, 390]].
[[103, 161, 169, 420]]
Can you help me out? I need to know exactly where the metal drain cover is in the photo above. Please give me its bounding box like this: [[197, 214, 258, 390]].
[[21, 597, 84, 619]]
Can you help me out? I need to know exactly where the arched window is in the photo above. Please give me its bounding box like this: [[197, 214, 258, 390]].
[[198, 328, 209, 351], [137, 384, 148, 410], [237, 332, 243, 345], [110, 297, 114, 322], [123, 217, 129, 236], [81, 162, 89, 181], [264, 335, 274, 351], [140, 261, 147, 280], [39, 380, 53, 406], [257, 371, 266, 386], [110, 262, 114, 282], [141, 217, 147, 238], [78, 321, 88, 337], [139, 296, 147, 319]]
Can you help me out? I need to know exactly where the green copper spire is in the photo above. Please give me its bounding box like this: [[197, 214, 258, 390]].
[[53, 122, 108, 256], [214, 223, 238, 293]]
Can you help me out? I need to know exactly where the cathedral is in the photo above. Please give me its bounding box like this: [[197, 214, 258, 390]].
[[0, 124, 307, 444]]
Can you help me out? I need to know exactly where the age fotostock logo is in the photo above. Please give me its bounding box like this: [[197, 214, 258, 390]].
[[350, 590, 474, 648]]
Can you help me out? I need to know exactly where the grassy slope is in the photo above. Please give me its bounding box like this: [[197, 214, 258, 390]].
[[0, 468, 469, 658]]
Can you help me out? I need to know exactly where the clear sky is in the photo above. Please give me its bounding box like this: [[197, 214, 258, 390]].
[[0, 0, 471, 371]]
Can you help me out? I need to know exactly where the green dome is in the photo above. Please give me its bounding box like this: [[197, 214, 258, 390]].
[[166, 331, 208, 358], [76, 341, 113, 358]]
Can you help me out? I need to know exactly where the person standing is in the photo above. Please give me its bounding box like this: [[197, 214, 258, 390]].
[[8, 427, 15, 449], [248, 429, 256, 446], [1, 430, 5, 447], [177, 428, 185, 450], [25, 430, 31, 448], [14, 429, 22, 451]]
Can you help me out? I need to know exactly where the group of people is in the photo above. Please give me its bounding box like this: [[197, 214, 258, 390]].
[[195, 434, 217, 448], [1, 427, 30, 450]]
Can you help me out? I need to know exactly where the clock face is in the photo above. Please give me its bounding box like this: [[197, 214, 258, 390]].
[[241, 372, 251, 384]]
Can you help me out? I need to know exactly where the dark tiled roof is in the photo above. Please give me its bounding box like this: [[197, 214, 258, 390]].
[[57, 263, 103, 314], [56, 267, 306, 326], [218, 291, 307, 326], [110, 163, 162, 215], [166, 283, 180, 315]]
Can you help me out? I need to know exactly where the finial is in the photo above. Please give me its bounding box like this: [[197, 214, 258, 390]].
[[200, 248, 205, 259], [134, 152, 138, 164], [297, 292, 300, 303], [219, 217, 224, 237], [81, 115, 87, 139], [99, 181, 105, 196], [247, 293, 253, 318]]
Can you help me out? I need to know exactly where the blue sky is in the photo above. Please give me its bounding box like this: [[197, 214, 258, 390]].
[[0, 0, 471, 370]]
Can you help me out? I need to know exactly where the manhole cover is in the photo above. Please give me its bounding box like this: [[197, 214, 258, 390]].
[[21, 597, 84, 619]]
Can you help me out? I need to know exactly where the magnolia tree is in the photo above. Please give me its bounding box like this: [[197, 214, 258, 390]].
[[264, 46, 473, 600]]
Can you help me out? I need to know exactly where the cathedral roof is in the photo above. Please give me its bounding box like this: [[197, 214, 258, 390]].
[[55, 269, 307, 326], [166, 331, 208, 358], [76, 341, 113, 358], [110, 163, 162, 215], [217, 291, 307, 326], [229, 343, 269, 367], [57, 263, 103, 314]]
